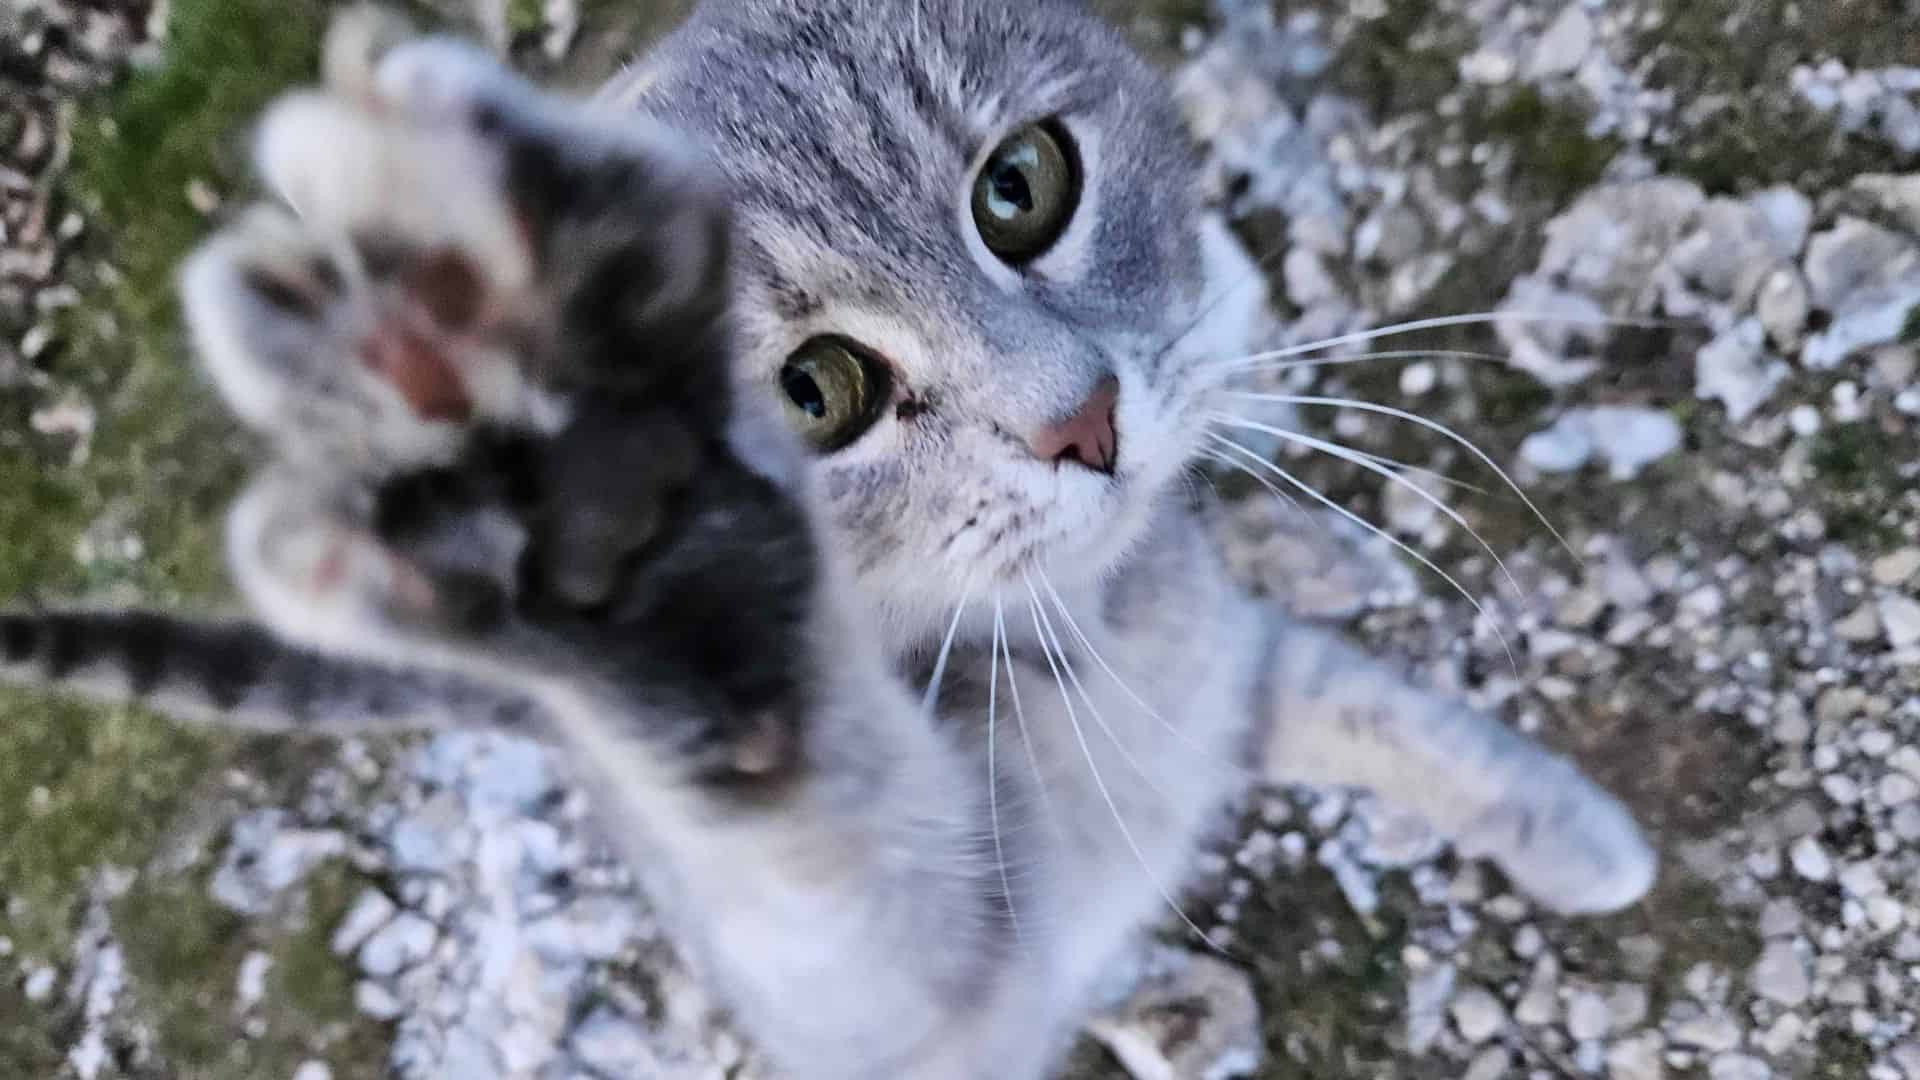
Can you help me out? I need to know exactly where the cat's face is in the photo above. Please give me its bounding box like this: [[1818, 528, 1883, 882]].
[[623, 0, 1232, 632]]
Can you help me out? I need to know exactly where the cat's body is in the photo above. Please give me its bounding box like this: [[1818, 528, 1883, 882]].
[[1, 3, 1655, 1077]]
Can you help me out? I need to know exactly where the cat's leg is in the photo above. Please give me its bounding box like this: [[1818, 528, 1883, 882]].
[[176, 23, 1018, 1078], [1250, 609, 1656, 915]]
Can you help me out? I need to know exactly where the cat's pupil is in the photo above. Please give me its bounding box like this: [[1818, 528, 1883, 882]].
[[989, 161, 1034, 218], [782, 366, 827, 419]]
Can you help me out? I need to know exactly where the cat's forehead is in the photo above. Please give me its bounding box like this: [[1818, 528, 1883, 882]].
[[618, 0, 1180, 286]]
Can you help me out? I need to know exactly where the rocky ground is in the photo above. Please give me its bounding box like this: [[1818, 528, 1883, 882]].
[[3, 0, 1919, 1078]]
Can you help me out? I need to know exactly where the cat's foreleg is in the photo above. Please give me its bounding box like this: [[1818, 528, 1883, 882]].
[[1249, 608, 1656, 915]]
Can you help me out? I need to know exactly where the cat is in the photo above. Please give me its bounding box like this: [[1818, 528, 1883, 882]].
[[0, 3, 1657, 1077]]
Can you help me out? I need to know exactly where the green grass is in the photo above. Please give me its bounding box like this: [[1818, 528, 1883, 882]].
[[0, 0, 358, 1069], [111, 859, 391, 1077]]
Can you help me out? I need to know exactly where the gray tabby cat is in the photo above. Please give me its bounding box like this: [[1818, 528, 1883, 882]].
[[0, 3, 1656, 1077]]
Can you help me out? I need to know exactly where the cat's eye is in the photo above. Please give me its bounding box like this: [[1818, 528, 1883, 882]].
[[971, 121, 1081, 264], [779, 338, 889, 451]]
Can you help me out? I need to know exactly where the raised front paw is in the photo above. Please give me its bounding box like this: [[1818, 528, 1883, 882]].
[[182, 12, 815, 760]]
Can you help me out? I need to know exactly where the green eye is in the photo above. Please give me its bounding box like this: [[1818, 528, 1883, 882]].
[[779, 338, 888, 451], [971, 121, 1081, 264]]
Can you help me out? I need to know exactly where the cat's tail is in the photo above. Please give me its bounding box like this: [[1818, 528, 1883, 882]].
[[0, 608, 536, 735]]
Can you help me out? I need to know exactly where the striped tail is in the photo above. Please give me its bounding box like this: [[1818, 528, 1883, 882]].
[[0, 609, 536, 735]]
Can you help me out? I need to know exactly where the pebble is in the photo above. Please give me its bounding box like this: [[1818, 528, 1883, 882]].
[[291, 1064, 333, 1080], [1450, 986, 1509, 1044], [235, 951, 273, 1014], [1790, 836, 1833, 881], [1879, 594, 1920, 648], [329, 888, 399, 957], [1750, 941, 1811, 1006], [1565, 989, 1611, 1041], [1607, 1031, 1667, 1080], [1710, 1053, 1774, 1080], [1519, 406, 1683, 479], [1671, 1013, 1743, 1053], [1696, 320, 1788, 423], [23, 965, 57, 1002], [1527, 5, 1593, 79], [357, 913, 439, 979], [1872, 549, 1920, 586], [1405, 961, 1456, 1053], [569, 1008, 660, 1075]]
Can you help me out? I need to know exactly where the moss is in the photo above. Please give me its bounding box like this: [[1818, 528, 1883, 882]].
[[1808, 423, 1900, 491], [1323, 0, 1464, 121], [0, 693, 216, 960], [113, 859, 391, 1078], [0, 0, 333, 980], [1478, 86, 1620, 205], [508, 0, 546, 37], [0, 974, 70, 1075], [1811, 1028, 1876, 1079], [1633, 0, 1917, 194], [1901, 303, 1920, 344]]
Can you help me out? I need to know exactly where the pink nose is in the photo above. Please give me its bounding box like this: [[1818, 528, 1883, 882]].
[[1028, 374, 1120, 475]]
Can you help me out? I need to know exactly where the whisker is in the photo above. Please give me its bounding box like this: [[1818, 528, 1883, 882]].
[[1022, 573, 1172, 803], [1205, 433, 1517, 671], [1210, 413, 1523, 599], [1197, 445, 1311, 519], [997, 602, 1064, 846], [1148, 236, 1292, 373], [1205, 310, 1679, 369], [1021, 587, 1221, 954], [1222, 392, 1575, 559], [920, 578, 972, 716], [1204, 347, 1506, 380], [988, 599, 1023, 950], [1035, 568, 1218, 766], [1340, 447, 1492, 496]]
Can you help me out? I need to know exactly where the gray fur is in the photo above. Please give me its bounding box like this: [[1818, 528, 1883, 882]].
[[1, 5, 1656, 1078]]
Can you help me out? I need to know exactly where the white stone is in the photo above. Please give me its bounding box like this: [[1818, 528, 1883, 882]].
[[23, 965, 56, 1002], [1461, 48, 1518, 84], [1670, 1013, 1742, 1052], [235, 951, 273, 1013], [1403, 960, 1456, 1054], [1696, 320, 1788, 423], [570, 1008, 662, 1075], [329, 888, 398, 957], [1882, 772, 1920, 805], [1709, 1052, 1773, 1080], [1607, 1031, 1667, 1080], [1464, 1045, 1511, 1080], [1755, 267, 1811, 347], [1790, 836, 1832, 881], [354, 980, 402, 1020], [357, 912, 438, 978], [1450, 986, 1508, 1043], [1566, 989, 1610, 1041], [1879, 593, 1920, 648], [1528, 7, 1593, 78], [291, 1064, 333, 1080], [1399, 360, 1438, 396], [1750, 941, 1811, 1006], [1871, 548, 1920, 586]]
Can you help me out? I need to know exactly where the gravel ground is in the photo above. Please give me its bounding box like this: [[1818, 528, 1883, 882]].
[[4, 0, 1920, 1078]]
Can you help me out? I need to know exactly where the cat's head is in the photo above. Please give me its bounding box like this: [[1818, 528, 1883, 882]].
[[623, 0, 1247, 632]]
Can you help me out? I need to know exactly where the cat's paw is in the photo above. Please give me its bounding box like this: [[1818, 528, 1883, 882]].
[[1454, 761, 1657, 916], [180, 14, 798, 700]]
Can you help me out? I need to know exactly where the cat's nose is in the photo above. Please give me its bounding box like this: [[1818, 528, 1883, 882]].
[[1028, 374, 1120, 475]]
